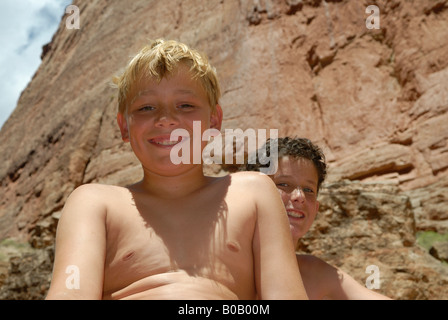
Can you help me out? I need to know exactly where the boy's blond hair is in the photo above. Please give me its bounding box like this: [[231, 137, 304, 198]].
[[113, 39, 221, 115]]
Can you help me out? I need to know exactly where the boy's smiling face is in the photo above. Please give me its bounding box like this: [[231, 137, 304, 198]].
[[270, 156, 320, 245], [117, 64, 222, 175]]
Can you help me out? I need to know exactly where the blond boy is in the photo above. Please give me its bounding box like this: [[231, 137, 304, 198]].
[[45, 40, 307, 300]]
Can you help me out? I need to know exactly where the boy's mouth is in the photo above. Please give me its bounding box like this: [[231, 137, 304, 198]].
[[286, 209, 305, 219], [149, 135, 186, 147], [151, 139, 179, 146]]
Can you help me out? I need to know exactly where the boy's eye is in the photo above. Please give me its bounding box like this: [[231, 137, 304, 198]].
[[138, 105, 155, 112], [303, 188, 315, 194], [178, 104, 195, 109], [276, 183, 289, 187], [276, 183, 292, 191]]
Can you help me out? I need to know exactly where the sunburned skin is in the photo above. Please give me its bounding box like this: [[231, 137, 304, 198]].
[[99, 175, 258, 299], [46, 61, 307, 300], [269, 153, 391, 300], [270, 156, 319, 244], [47, 170, 303, 300]]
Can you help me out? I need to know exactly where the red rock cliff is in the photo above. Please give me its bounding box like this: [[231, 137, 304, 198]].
[[0, 0, 447, 299]]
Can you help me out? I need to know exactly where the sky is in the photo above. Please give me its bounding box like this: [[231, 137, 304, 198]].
[[0, 0, 72, 129]]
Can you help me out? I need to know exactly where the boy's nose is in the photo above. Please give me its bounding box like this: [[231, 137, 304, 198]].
[[291, 188, 305, 203], [155, 109, 178, 127]]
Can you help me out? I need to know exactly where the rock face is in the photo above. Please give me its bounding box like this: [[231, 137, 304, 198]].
[[0, 0, 447, 299], [298, 180, 448, 300]]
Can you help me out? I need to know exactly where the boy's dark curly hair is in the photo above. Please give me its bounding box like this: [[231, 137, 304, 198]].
[[245, 137, 327, 192]]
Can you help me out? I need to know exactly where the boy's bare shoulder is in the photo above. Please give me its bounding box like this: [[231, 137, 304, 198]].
[[67, 183, 131, 203], [227, 172, 280, 206], [61, 183, 134, 222], [296, 254, 346, 288], [71, 183, 127, 194], [296, 254, 334, 272], [229, 171, 274, 186]]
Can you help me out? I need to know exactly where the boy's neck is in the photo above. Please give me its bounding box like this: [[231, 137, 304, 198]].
[[137, 164, 213, 199]]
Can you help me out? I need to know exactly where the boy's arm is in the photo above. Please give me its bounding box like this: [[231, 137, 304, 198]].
[[251, 174, 308, 300], [331, 267, 392, 300], [298, 254, 392, 300], [45, 184, 107, 300]]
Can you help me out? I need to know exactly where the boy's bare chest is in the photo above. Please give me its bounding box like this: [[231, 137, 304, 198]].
[[103, 195, 255, 294]]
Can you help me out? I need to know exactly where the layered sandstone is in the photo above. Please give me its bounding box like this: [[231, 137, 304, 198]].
[[0, 0, 447, 299]]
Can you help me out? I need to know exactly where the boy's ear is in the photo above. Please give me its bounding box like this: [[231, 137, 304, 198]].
[[117, 112, 130, 142], [210, 104, 223, 131]]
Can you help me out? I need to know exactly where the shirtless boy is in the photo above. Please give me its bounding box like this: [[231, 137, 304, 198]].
[[45, 39, 307, 300], [245, 137, 391, 300]]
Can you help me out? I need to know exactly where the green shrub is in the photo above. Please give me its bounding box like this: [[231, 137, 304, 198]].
[[416, 231, 448, 251]]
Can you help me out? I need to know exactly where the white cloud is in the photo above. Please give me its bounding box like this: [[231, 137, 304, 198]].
[[0, 0, 72, 129]]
